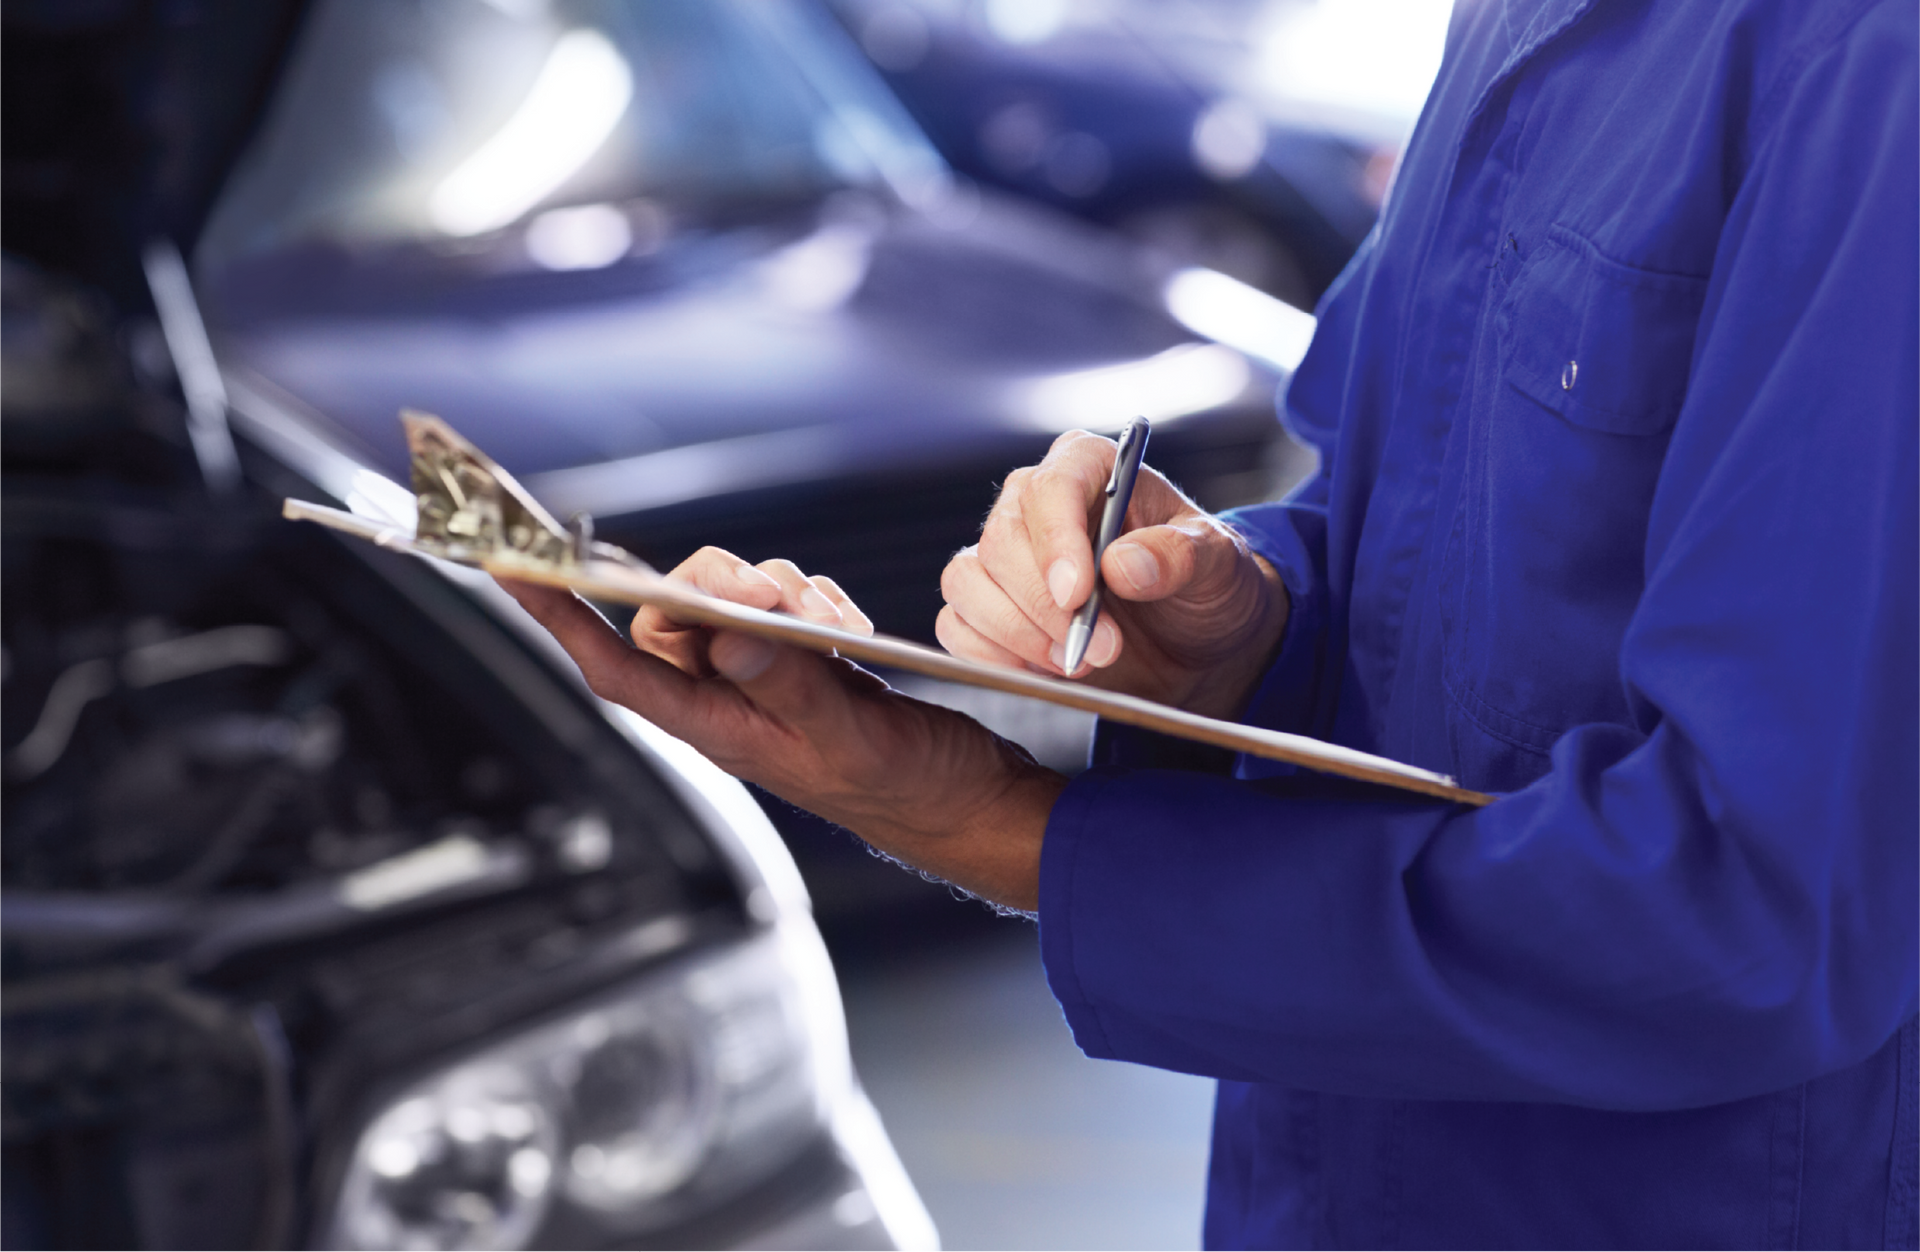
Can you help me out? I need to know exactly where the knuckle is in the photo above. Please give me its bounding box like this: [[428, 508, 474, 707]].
[[975, 522, 1012, 567], [990, 485, 1027, 532], [758, 557, 804, 581], [990, 609, 1039, 655], [938, 607, 997, 663], [1047, 429, 1096, 458], [1031, 456, 1068, 486], [1051, 428, 1106, 467], [959, 596, 1033, 655], [934, 606, 962, 650], [992, 471, 1031, 513], [1035, 513, 1087, 551], [1037, 461, 1101, 509]]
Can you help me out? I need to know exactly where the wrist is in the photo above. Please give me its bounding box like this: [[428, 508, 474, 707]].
[[830, 727, 1065, 913], [885, 745, 1063, 912], [950, 757, 1067, 912]]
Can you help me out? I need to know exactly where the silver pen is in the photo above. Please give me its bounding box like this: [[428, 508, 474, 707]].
[[1062, 416, 1150, 675]]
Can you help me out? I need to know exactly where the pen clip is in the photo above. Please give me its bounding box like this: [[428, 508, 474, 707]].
[[1104, 418, 1144, 495]]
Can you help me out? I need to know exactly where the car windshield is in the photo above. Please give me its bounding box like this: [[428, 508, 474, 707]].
[[199, 0, 942, 276]]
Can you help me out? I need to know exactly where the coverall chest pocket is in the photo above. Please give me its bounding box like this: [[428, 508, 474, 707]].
[[1438, 226, 1708, 772]]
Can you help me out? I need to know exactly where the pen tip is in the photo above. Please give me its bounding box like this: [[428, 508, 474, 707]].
[[1061, 622, 1092, 676]]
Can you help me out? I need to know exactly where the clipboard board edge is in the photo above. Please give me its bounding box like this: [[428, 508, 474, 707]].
[[282, 497, 1496, 808]]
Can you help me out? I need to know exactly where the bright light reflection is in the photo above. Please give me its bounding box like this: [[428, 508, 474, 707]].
[[759, 224, 872, 311], [834, 1189, 878, 1228], [430, 29, 633, 237], [525, 427, 842, 520], [447, 1106, 488, 1143], [985, 0, 1069, 44], [526, 203, 632, 270], [1017, 344, 1252, 433], [1192, 100, 1268, 181], [476, 0, 547, 18], [1257, 0, 1449, 135], [831, 1091, 938, 1251], [344, 467, 419, 529], [508, 1148, 552, 1196], [368, 1138, 420, 1179], [1164, 267, 1317, 372]]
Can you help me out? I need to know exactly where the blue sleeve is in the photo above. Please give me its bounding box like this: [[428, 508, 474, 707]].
[[1210, 231, 1374, 739], [1042, 10, 1918, 1110], [1099, 245, 1349, 763], [1216, 493, 1328, 740]]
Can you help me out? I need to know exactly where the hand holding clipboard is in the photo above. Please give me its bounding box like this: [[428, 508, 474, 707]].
[[284, 412, 1491, 809]]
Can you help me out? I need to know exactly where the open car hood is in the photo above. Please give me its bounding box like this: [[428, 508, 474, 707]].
[[1, 0, 311, 312]]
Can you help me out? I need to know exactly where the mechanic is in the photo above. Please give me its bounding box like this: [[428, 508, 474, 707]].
[[504, 0, 1918, 1244]]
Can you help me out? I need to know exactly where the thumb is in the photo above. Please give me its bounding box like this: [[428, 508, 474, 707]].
[[1101, 521, 1209, 602]]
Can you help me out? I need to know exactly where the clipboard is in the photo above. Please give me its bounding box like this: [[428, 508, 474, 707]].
[[282, 412, 1494, 808]]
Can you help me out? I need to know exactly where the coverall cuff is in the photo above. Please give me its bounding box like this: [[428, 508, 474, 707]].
[[1219, 503, 1328, 767], [1087, 719, 1238, 772], [1037, 766, 1124, 1062]]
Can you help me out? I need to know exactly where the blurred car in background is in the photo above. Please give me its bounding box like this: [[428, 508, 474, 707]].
[[823, 0, 1449, 308], [191, 0, 1320, 649], [179, 0, 1328, 921], [1, 4, 936, 1248]]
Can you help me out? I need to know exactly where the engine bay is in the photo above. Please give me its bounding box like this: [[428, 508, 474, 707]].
[[0, 484, 746, 1248], [9, 515, 534, 896]]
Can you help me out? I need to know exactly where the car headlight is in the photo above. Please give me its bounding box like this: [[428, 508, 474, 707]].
[[328, 926, 839, 1250], [338, 1067, 559, 1251]]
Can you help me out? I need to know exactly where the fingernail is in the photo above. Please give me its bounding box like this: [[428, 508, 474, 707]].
[[736, 564, 779, 588], [1048, 638, 1067, 671], [1047, 559, 1078, 609], [1111, 543, 1159, 594], [1089, 618, 1120, 667], [713, 634, 777, 682], [800, 587, 841, 620]]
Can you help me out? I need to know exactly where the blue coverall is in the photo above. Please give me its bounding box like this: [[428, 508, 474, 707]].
[[1036, 0, 1919, 1245]]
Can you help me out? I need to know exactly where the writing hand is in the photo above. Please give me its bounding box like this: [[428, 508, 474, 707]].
[[938, 430, 1290, 719]]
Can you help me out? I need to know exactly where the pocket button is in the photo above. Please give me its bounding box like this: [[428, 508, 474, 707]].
[[1561, 360, 1578, 391]]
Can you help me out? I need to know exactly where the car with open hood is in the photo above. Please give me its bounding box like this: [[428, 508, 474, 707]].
[[158, 0, 1319, 916], [2, 3, 937, 1247]]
